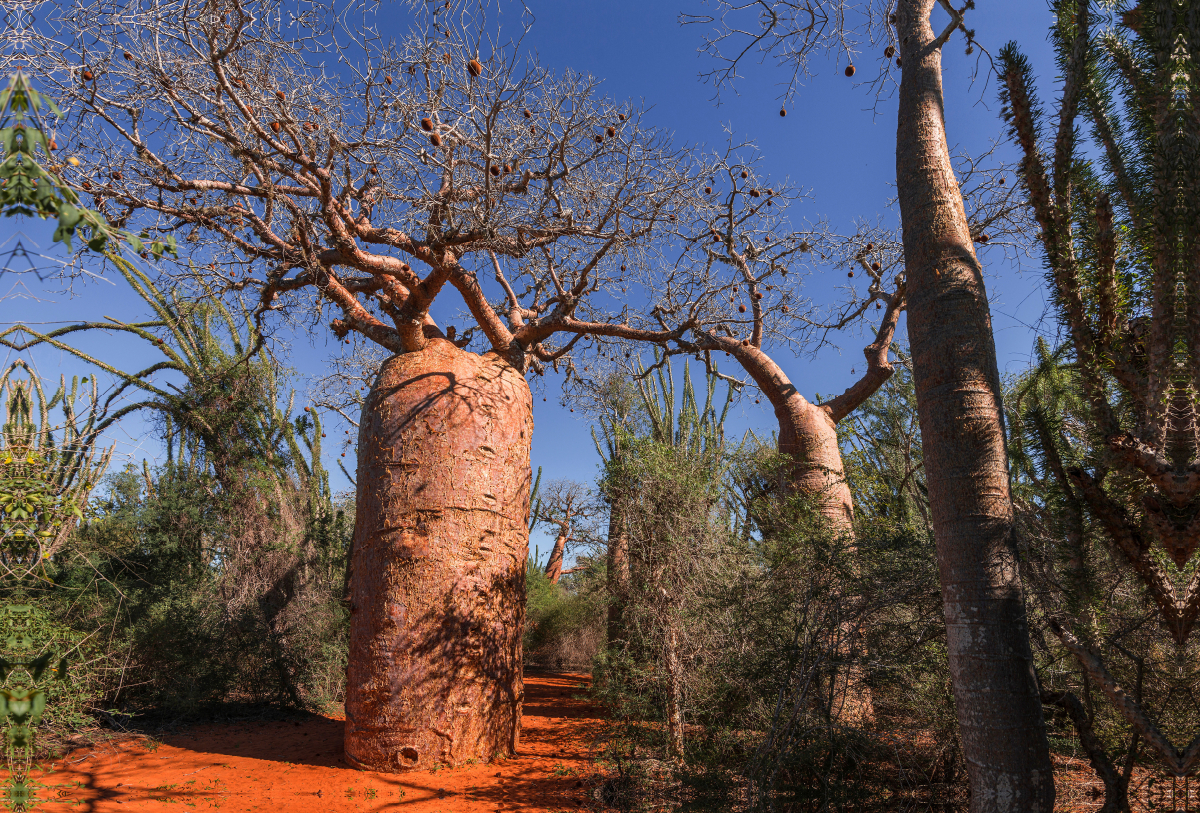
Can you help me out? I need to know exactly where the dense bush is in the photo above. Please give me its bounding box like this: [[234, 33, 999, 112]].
[[524, 557, 606, 671], [45, 457, 352, 718]]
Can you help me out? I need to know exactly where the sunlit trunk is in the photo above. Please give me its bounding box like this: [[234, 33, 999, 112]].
[[545, 532, 567, 584], [344, 339, 532, 772]]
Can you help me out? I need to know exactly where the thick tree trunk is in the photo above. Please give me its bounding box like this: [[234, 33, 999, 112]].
[[344, 339, 532, 773], [729, 345, 855, 532], [545, 532, 567, 584], [775, 393, 855, 533], [895, 2, 1055, 809]]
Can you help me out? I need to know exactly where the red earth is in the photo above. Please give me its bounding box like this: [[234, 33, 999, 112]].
[[28, 672, 605, 812]]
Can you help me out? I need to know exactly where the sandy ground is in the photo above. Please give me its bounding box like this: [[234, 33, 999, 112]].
[[27, 672, 605, 813]]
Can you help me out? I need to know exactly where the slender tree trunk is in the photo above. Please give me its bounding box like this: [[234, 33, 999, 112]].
[[344, 339, 532, 772], [664, 617, 684, 761], [895, 2, 1055, 808], [545, 531, 568, 584], [605, 499, 629, 648]]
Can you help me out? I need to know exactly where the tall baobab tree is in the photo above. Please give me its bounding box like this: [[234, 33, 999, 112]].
[[532, 479, 594, 584], [43, 0, 701, 772], [894, 1, 1055, 808], [684, 0, 1056, 807]]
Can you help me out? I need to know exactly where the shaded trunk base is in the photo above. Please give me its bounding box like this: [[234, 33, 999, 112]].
[[345, 340, 532, 772]]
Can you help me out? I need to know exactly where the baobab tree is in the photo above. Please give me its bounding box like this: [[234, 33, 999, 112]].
[[620, 139, 1029, 538], [531, 479, 594, 584], [685, 0, 1055, 806], [894, 1, 1055, 808], [43, 0, 702, 772]]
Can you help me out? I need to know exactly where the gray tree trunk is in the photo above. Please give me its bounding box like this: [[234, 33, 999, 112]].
[[894, 1, 1055, 809]]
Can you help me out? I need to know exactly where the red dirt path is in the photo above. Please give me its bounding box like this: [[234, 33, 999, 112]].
[[33, 672, 605, 812]]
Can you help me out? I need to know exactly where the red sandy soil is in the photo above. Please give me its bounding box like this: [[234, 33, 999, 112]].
[[29, 672, 606, 813]]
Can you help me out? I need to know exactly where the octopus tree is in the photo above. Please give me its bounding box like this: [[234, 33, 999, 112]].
[[46, 0, 700, 771]]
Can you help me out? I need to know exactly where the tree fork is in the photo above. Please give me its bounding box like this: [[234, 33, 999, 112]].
[[894, 1, 1055, 809], [345, 339, 532, 772]]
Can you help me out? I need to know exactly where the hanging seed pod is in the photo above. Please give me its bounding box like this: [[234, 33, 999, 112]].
[[738, 304, 747, 313], [876, 302, 882, 309], [978, 234, 989, 243], [740, 170, 748, 179], [489, 165, 501, 176], [467, 59, 483, 77], [111, 171, 122, 180], [781, 304, 789, 312], [845, 64, 855, 77], [81, 69, 94, 82], [749, 189, 760, 197], [421, 117, 434, 131], [304, 122, 317, 132], [370, 166, 379, 175], [385, 75, 393, 84], [442, 52, 451, 64], [606, 126, 616, 138], [884, 45, 895, 58], [999, 177, 1006, 185], [81, 180, 92, 191], [503, 164, 512, 173], [123, 51, 133, 60], [847, 271, 854, 277], [270, 121, 281, 133], [523, 109, 532, 118], [704, 186, 712, 194], [620, 265, 626, 272], [754, 292, 763, 300], [871, 262, 881, 271], [430, 132, 442, 146], [865, 243, 874, 251], [896, 58, 902, 67], [530, 126, 536, 134], [618, 113, 627, 121], [594, 134, 603, 143], [276, 90, 286, 101], [779, 108, 787, 117]]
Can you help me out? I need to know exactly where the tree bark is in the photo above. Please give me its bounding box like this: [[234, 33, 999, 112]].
[[344, 339, 532, 772], [545, 531, 567, 584], [728, 344, 856, 534], [895, 2, 1055, 809]]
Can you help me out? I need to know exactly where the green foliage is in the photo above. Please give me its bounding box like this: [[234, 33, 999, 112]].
[[0, 70, 175, 258], [524, 558, 605, 670], [0, 361, 113, 574]]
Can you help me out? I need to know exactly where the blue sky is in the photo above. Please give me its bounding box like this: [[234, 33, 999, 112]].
[[2, 0, 1063, 562]]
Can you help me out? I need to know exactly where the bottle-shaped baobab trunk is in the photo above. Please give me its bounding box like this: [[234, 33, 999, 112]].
[[345, 339, 532, 773]]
